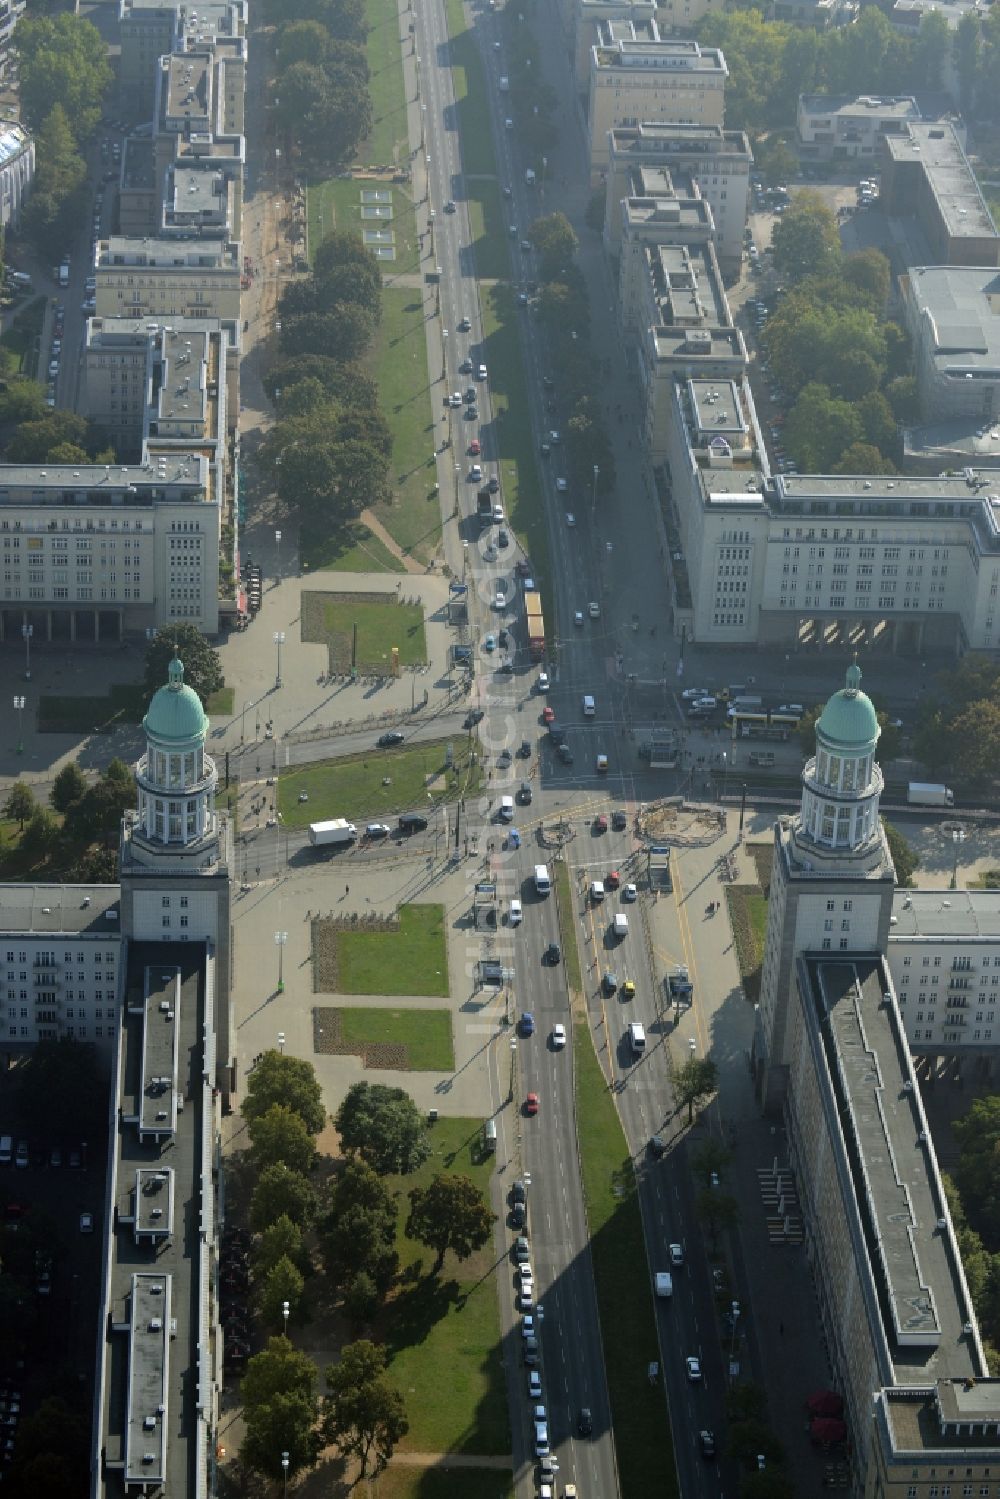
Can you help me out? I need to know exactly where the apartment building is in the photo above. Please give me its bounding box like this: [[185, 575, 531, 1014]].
[[0, 887, 122, 1055], [0, 455, 220, 640], [588, 32, 727, 181], [618, 182, 716, 333], [573, 0, 655, 88], [772, 0, 858, 26], [94, 237, 242, 321], [902, 264, 1000, 421], [880, 120, 999, 269], [0, 121, 34, 229], [888, 890, 1000, 1062], [752, 666, 1000, 1495], [118, 0, 181, 119], [604, 122, 751, 274], [797, 93, 920, 162]]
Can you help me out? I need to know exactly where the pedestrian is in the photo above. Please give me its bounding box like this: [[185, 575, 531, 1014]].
[[345, 883, 350, 895]]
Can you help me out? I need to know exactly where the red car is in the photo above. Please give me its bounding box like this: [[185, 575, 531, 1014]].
[[542, 705, 556, 724], [469, 438, 481, 456], [606, 870, 621, 890], [525, 1092, 540, 1116], [593, 814, 608, 833]]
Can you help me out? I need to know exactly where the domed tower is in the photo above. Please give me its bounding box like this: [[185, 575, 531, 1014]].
[[755, 661, 896, 1113], [119, 654, 233, 1100]]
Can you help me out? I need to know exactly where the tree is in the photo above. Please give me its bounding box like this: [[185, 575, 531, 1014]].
[[320, 1158, 398, 1292], [280, 303, 376, 363], [690, 1138, 732, 1184], [728, 1419, 786, 1470], [265, 354, 378, 412], [832, 442, 896, 476], [6, 411, 89, 463], [771, 191, 841, 283], [753, 134, 798, 188], [335, 1083, 431, 1174], [256, 1214, 308, 1277], [4, 781, 35, 830], [248, 1104, 318, 1177], [277, 18, 337, 70], [312, 230, 383, 321], [20, 806, 59, 859], [241, 1336, 318, 1411], [6, 1395, 90, 1487], [955, 9, 982, 111], [0, 377, 47, 426], [914, 7, 950, 88], [405, 1173, 495, 1273], [22, 103, 88, 256], [17, 14, 111, 141], [527, 211, 578, 278], [843, 248, 891, 311], [674, 1056, 718, 1123], [696, 1187, 739, 1248], [322, 1340, 409, 1478], [796, 704, 823, 756], [241, 1389, 321, 1481], [251, 1164, 318, 1232], [50, 767, 86, 815], [883, 820, 919, 888], [143, 623, 224, 706], [259, 1254, 307, 1329], [726, 1382, 768, 1423], [243, 1051, 327, 1134], [63, 765, 134, 842], [784, 383, 863, 472], [739, 1469, 795, 1499], [885, 374, 920, 424], [66, 843, 119, 883], [344, 1270, 379, 1327]]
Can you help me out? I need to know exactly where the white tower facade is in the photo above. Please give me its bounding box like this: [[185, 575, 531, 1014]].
[[755, 662, 896, 1112], [119, 654, 234, 1099]]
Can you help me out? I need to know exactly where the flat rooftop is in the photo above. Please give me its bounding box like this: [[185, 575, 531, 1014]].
[[164, 52, 211, 125], [100, 943, 210, 1499], [167, 164, 227, 220], [891, 888, 1000, 940], [807, 957, 979, 1380], [907, 264, 1000, 374], [799, 93, 920, 121], [157, 326, 211, 426], [625, 195, 713, 241], [139, 965, 179, 1137], [98, 237, 238, 267], [885, 121, 996, 242], [0, 884, 120, 934], [649, 243, 727, 324], [609, 121, 751, 160], [593, 38, 727, 73], [689, 377, 748, 435], [652, 325, 743, 363], [0, 456, 205, 491]]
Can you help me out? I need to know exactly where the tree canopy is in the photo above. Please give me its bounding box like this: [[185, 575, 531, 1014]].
[[248, 1104, 318, 1177], [18, 13, 111, 142], [251, 1163, 318, 1232], [144, 623, 224, 706], [405, 1173, 495, 1272], [243, 1051, 327, 1134], [322, 1340, 408, 1478], [334, 1083, 431, 1175], [913, 657, 1000, 787], [320, 1158, 398, 1294]]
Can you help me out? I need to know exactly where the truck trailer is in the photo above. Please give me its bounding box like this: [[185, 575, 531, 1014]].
[[524, 588, 545, 660], [308, 819, 357, 847], [907, 782, 954, 808]]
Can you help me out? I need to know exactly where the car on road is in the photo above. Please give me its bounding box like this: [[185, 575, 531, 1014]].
[[449, 391, 462, 407], [519, 1285, 534, 1312], [457, 316, 471, 332], [444, 199, 456, 213], [681, 686, 710, 700], [509, 898, 522, 926], [578, 1408, 593, 1437], [513, 1235, 530, 1263], [537, 671, 549, 692], [377, 731, 404, 747], [466, 405, 478, 420], [593, 814, 608, 833], [548, 429, 560, 444], [521, 1314, 535, 1339], [545, 942, 561, 965], [494, 587, 506, 610], [483, 542, 498, 562], [588, 601, 600, 618], [512, 1179, 527, 1205], [464, 709, 484, 727], [686, 1356, 702, 1382], [365, 823, 391, 839], [699, 1430, 716, 1458], [590, 880, 605, 900], [606, 869, 620, 889], [557, 742, 573, 763], [602, 971, 617, 995], [459, 358, 473, 374], [622, 979, 635, 1000], [80, 1211, 94, 1233], [470, 463, 483, 482], [623, 882, 637, 901], [669, 1243, 684, 1266], [565, 512, 576, 527], [649, 1133, 666, 1158], [465, 386, 477, 403], [612, 810, 628, 831], [534, 1421, 549, 1456], [551, 1024, 566, 1049], [573, 610, 584, 626], [542, 705, 555, 724], [688, 697, 717, 716], [499, 628, 510, 649], [776, 702, 804, 716], [525, 1092, 539, 1116], [497, 746, 512, 767], [469, 438, 481, 456], [556, 477, 567, 492], [528, 1371, 542, 1399], [520, 1010, 535, 1036], [478, 364, 487, 380], [483, 634, 496, 652]]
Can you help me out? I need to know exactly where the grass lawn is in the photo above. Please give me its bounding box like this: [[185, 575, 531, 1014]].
[[335, 1005, 454, 1069], [38, 683, 232, 734], [726, 885, 768, 1006], [466, 179, 510, 283], [334, 904, 449, 997], [278, 736, 483, 827], [358, 0, 410, 166], [1, 295, 45, 378], [307, 177, 420, 276], [444, 0, 496, 179], [301, 519, 405, 574], [574, 1019, 678, 1499], [384, 1116, 509, 1455], [301, 593, 426, 671], [554, 860, 583, 995], [368, 287, 442, 564], [369, 1469, 512, 1499], [480, 283, 548, 587]]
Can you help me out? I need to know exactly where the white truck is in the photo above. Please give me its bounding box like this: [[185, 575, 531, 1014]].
[[308, 819, 357, 847], [655, 1271, 673, 1298], [499, 73, 510, 91], [525, 167, 535, 185], [907, 782, 954, 808]]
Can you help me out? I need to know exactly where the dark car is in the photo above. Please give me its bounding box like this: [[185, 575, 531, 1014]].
[[488, 476, 500, 493], [511, 1202, 526, 1229], [699, 1430, 716, 1459], [499, 629, 510, 648], [548, 725, 566, 746], [557, 743, 573, 763], [578, 1408, 593, 1437], [611, 810, 627, 831], [512, 1179, 527, 1205], [545, 942, 561, 965], [464, 709, 484, 728], [602, 971, 618, 996], [377, 731, 405, 748], [459, 357, 473, 373], [519, 1012, 535, 1037], [398, 813, 428, 833], [649, 1133, 667, 1158]]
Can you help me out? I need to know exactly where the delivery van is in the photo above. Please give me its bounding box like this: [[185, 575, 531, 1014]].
[[628, 1022, 646, 1057]]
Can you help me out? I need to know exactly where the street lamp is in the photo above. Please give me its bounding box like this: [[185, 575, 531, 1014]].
[[281, 1449, 290, 1497], [274, 528, 282, 581], [591, 464, 599, 521], [277, 1028, 286, 1053], [952, 827, 966, 888], [273, 630, 285, 689], [275, 931, 287, 994], [21, 623, 32, 681], [13, 695, 24, 756], [509, 1038, 517, 1104], [282, 1299, 290, 1336]]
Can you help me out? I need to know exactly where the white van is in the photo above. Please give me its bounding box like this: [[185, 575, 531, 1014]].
[[613, 913, 629, 940], [534, 864, 551, 895], [582, 694, 595, 716], [628, 1022, 646, 1057], [499, 795, 515, 822], [482, 1119, 497, 1153], [655, 1272, 673, 1298], [509, 898, 523, 926]]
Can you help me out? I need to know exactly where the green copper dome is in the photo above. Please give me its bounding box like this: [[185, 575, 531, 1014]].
[[816, 660, 879, 751], [142, 655, 209, 744]]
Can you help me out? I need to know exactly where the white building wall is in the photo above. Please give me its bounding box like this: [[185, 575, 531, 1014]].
[[0, 928, 121, 1055], [130, 887, 222, 944]]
